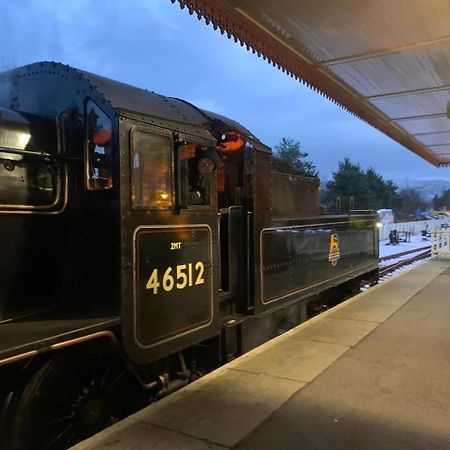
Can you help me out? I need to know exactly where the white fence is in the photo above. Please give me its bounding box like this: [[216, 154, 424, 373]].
[[432, 229, 450, 257], [379, 219, 449, 241]]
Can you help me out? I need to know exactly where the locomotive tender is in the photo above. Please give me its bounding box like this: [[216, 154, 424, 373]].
[[0, 62, 378, 449]]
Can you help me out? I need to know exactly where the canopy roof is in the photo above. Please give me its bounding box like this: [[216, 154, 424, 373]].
[[174, 0, 450, 167]]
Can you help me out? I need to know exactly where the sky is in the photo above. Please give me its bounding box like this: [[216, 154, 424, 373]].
[[1, 0, 449, 184]]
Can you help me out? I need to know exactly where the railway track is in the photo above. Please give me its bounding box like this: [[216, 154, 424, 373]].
[[379, 245, 431, 278]]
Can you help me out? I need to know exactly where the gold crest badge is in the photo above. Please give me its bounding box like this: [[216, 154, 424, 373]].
[[328, 233, 340, 266]]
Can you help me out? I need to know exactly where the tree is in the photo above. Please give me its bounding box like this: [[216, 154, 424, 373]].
[[323, 158, 367, 210], [322, 158, 398, 212], [273, 137, 318, 176], [365, 168, 398, 210], [432, 189, 450, 210], [394, 188, 429, 220]]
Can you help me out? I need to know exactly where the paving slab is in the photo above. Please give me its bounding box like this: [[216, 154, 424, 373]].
[[88, 422, 225, 450], [141, 368, 304, 447], [235, 267, 450, 450], [330, 300, 401, 323], [288, 317, 379, 347], [364, 261, 449, 306], [228, 338, 348, 383]]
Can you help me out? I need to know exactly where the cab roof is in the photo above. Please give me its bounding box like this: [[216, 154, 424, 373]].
[[0, 61, 267, 150]]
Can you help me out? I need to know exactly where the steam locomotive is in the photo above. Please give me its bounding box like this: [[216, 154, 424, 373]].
[[0, 62, 379, 449]]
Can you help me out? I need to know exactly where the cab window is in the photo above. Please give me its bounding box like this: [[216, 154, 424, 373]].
[[179, 143, 212, 206], [0, 151, 56, 207], [86, 100, 113, 190], [131, 130, 172, 209]]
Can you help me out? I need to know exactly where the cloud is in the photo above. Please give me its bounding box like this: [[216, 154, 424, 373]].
[[0, 0, 448, 183], [135, 0, 182, 31], [0, 1, 63, 66]]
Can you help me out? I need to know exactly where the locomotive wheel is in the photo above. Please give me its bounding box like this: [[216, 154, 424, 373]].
[[7, 348, 145, 450]]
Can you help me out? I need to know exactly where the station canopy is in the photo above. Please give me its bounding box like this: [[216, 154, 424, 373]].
[[174, 0, 450, 167]]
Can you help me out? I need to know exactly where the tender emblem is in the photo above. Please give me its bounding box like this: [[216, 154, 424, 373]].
[[328, 233, 340, 266]]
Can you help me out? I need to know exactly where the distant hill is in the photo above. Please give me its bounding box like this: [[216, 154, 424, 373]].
[[395, 179, 450, 201]]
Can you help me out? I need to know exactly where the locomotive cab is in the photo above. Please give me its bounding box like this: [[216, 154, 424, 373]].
[[0, 107, 66, 322], [0, 107, 60, 212], [0, 63, 234, 368], [118, 115, 222, 363]]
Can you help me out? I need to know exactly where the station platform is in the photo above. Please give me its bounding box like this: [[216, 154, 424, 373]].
[[73, 258, 450, 450]]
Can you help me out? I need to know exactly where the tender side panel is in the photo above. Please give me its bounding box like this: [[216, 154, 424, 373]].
[[134, 225, 213, 348], [272, 172, 320, 219], [260, 218, 378, 305]]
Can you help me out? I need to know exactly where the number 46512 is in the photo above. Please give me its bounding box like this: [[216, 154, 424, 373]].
[[146, 262, 205, 295]]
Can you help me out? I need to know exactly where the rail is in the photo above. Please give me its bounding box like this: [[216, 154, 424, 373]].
[[379, 247, 431, 278], [379, 245, 431, 262]]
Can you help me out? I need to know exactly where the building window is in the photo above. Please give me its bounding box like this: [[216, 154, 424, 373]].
[[131, 130, 172, 209]]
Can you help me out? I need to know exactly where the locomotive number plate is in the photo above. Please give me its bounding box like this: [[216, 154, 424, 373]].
[[134, 225, 213, 347], [145, 262, 205, 294]]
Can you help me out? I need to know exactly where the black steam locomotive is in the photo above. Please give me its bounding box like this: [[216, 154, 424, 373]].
[[0, 62, 378, 449]]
